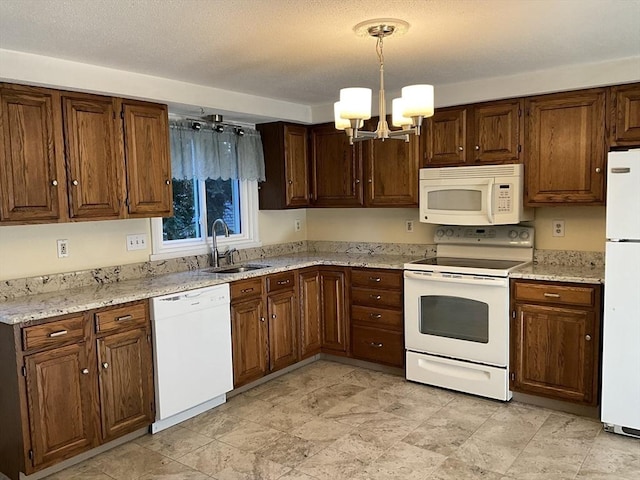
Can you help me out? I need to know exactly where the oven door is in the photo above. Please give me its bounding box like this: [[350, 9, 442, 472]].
[[404, 270, 509, 367]]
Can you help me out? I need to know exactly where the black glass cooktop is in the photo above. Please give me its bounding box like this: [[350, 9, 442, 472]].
[[409, 257, 525, 270]]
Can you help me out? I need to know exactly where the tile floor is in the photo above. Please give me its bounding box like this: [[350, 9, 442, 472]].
[[44, 360, 640, 480]]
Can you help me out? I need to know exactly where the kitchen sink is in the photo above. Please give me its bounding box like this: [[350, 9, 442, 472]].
[[201, 264, 270, 274]]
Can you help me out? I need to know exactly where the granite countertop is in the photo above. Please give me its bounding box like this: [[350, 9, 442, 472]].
[[0, 251, 606, 326], [0, 252, 417, 325], [510, 263, 605, 284]]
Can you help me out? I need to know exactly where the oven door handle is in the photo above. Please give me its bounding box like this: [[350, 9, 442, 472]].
[[404, 270, 507, 287]]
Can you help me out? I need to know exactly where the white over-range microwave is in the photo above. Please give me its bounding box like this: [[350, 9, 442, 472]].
[[419, 164, 533, 225]]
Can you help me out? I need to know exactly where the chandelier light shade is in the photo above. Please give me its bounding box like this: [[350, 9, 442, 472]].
[[335, 18, 435, 144]]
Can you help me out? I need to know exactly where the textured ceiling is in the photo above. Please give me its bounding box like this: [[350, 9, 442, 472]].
[[0, 0, 639, 108]]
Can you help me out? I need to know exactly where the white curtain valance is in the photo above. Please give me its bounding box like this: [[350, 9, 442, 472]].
[[169, 120, 265, 181]]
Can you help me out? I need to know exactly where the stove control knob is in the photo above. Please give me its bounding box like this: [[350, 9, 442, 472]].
[[508, 230, 518, 239], [520, 230, 530, 240], [436, 228, 445, 238], [445, 228, 454, 237]]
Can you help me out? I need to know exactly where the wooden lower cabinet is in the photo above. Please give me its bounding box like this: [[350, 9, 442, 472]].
[[24, 342, 97, 470], [350, 268, 404, 367], [96, 327, 154, 442], [230, 273, 298, 388], [0, 300, 154, 479], [298, 268, 322, 359], [510, 280, 602, 405], [319, 268, 349, 354]]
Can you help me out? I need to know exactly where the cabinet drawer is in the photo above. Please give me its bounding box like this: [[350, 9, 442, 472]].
[[351, 287, 402, 309], [266, 272, 295, 293], [231, 277, 263, 301], [352, 269, 402, 290], [95, 302, 148, 335], [351, 325, 404, 367], [351, 305, 403, 330], [22, 315, 85, 351], [514, 282, 594, 307]]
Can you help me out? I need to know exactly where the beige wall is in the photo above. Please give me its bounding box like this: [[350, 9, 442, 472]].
[[0, 205, 606, 281]]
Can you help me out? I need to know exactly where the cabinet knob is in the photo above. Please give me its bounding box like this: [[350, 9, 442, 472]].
[[165, 179, 171, 185], [81, 368, 89, 375], [585, 334, 592, 341], [458, 146, 464, 151], [102, 362, 109, 369], [72, 180, 79, 186], [288, 180, 293, 184], [51, 179, 58, 187], [595, 168, 601, 173], [475, 145, 480, 151], [355, 179, 360, 184], [260, 317, 265, 323], [271, 314, 276, 319]]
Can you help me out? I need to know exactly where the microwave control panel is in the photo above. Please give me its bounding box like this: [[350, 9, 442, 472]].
[[496, 184, 513, 213]]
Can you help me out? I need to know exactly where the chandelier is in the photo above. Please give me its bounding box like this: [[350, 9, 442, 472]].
[[334, 19, 434, 144]]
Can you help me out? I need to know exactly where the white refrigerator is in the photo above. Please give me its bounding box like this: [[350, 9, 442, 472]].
[[601, 149, 640, 438]]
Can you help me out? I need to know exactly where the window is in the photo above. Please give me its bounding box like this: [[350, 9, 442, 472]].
[[151, 177, 259, 260]]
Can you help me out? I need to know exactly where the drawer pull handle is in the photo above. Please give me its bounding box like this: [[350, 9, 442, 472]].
[[369, 277, 381, 282], [48, 330, 68, 338], [241, 288, 254, 293], [369, 342, 384, 348], [543, 293, 560, 298], [81, 368, 89, 375], [102, 362, 109, 369], [277, 279, 290, 285], [370, 295, 382, 300], [116, 315, 133, 322], [370, 313, 382, 319]]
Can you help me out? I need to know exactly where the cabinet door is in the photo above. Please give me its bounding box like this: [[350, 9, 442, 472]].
[[473, 99, 523, 164], [122, 102, 173, 216], [298, 269, 322, 359], [25, 343, 96, 469], [364, 118, 420, 206], [0, 84, 66, 222], [511, 303, 597, 404], [62, 94, 123, 219], [424, 106, 468, 166], [525, 89, 606, 205], [231, 297, 267, 387], [320, 269, 349, 353], [267, 290, 298, 372], [97, 328, 154, 441], [610, 83, 640, 147], [310, 123, 364, 206], [284, 124, 310, 207]]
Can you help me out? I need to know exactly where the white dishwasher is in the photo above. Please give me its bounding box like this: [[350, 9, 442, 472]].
[[150, 283, 232, 433]]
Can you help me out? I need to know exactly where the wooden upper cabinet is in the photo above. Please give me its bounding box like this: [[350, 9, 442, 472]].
[[24, 342, 97, 470], [473, 99, 523, 164], [424, 106, 468, 166], [310, 123, 364, 207], [0, 84, 67, 223], [122, 101, 173, 217], [524, 88, 606, 205], [610, 82, 640, 147], [62, 93, 123, 219], [363, 117, 420, 207], [257, 122, 310, 209]]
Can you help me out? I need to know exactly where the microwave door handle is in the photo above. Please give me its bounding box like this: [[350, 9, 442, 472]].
[[487, 180, 494, 223]]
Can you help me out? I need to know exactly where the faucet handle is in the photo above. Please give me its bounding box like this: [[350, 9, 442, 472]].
[[224, 248, 238, 265]]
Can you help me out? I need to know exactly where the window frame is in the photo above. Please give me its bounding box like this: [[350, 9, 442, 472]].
[[150, 179, 261, 261]]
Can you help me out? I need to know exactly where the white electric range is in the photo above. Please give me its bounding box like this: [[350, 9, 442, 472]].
[[404, 225, 534, 401]]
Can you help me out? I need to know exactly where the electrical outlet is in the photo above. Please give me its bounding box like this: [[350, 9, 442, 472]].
[[552, 220, 565, 237], [126, 234, 148, 251], [294, 219, 301, 232], [57, 239, 69, 258], [406, 220, 414, 233]]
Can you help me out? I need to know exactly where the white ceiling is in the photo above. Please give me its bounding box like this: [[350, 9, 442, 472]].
[[1, 0, 639, 112]]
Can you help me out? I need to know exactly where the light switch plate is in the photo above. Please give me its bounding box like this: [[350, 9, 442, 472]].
[[57, 239, 69, 258], [126, 234, 148, 251], [406, 220, 414, 233]]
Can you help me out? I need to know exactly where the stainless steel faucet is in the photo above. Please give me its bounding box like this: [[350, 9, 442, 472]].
[[210, 218, 230, 268]]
